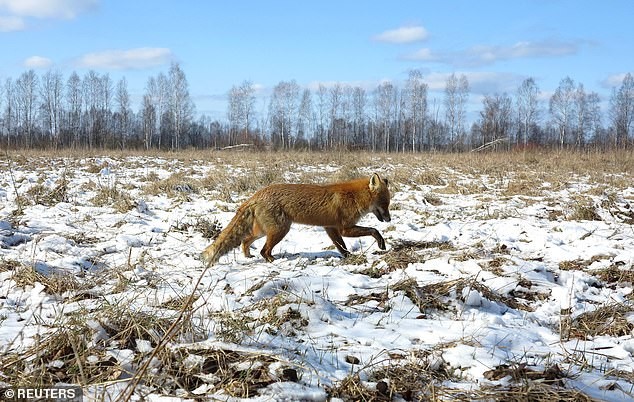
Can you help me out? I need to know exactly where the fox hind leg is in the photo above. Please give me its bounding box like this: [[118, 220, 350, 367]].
[[241, 221, 265, 258], [241, 234, 261, 258], [260, 222, 291, 262]]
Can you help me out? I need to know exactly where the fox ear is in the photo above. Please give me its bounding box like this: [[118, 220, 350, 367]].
[[369, 173, 381, 191]]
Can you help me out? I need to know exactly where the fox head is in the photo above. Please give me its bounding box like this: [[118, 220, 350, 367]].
[[368, 173, 391, 223]]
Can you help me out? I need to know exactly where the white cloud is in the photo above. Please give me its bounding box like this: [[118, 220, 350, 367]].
[[0, 14, 24, 31], [602, 73, 630, 88], [74, 47, 173, 70], [403, 48, 437, 61], [23, 55, 53, 68], [404, 40, 578, 67], [467, 40, 577, 64], [424, 71, 526, 95], [373, 25, 428, 44], [0, 0, 98, 19]]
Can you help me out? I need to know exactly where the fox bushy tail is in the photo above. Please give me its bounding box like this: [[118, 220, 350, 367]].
[[202, 203, 255, 265]]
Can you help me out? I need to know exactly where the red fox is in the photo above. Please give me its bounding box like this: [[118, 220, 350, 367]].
[[202, 173, 391, 265]]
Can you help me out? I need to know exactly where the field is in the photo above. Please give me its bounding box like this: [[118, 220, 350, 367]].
[[1, 150, 634, 401]]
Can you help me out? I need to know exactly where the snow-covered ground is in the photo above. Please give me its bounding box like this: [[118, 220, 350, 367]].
[[1, 154, 633, 401]]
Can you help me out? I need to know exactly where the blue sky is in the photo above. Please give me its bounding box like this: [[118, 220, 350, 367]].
[[1, 0, 632, 121]]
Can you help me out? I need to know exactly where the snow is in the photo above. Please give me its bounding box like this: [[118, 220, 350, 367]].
[[1, 155, 634, 401]]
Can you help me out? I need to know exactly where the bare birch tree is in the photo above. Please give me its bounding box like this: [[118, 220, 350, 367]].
[[352, 86, 367, 148], [478, 93, 513, 150], [227, 80, 256, 145], [100, 73, 114, 145], [405, 69, 428, 152], [115, 77, 131, 149], [141, 94, 155, 150], [269, 80, 300, 149], [374, 82, 396, 152], [586, 92, 602, 146], [66, 72, 82, 148], [297, 88, 313, 147], [549, 76, 576, 149], [16, 70, 38, 148], [316, 84, 328, 149], [40, 70, 63, 147], [328, 83, 343, 148], [83, 70, 100, 148], [610, 72, 634, 148], [516, 77, 540, 147], [144, 74, 170, 149], [573, 83, 592, 149], [444, 73, 469, 149], [168, 62, 194, 149], [2, 78, 17, 148]]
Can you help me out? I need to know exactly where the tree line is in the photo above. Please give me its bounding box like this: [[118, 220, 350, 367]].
[[1, 63, 633, 152]]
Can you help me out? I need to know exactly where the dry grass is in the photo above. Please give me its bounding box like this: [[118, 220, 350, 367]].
[[568, 197, 602, 221], [2, 149, 634, 399], [441, 383, 598, 402], [90, 183, 136, 212], [143, 171, 200, 199], [24, 174, 69, 206], [570, 303, 634, 339], [170, 216, 222, 239], [594, 263, 634, 284], [391, 275, 536, 316], [357, 240, 453, 278], [160, 346, 299, 398], [0, 298, 205, 390], [11, 263, 80, 294]]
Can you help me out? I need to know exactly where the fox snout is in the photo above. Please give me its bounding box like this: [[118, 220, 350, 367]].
[[372, 207, 391, 222]]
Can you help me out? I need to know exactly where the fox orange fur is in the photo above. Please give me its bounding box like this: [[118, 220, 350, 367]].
[[202, 173, 391, 265]]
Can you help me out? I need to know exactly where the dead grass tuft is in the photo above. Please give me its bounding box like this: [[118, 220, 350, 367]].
[[393, 276, 535, 315], [368, 354, 454, 400], [0, 259, 23, 273], [570, 303, 634, 339], [0, 318, 123, 386], [98, 306, 197, 350], [12, 264, 80, 294], [392, 278, 450, 315], [341, 253, 368, 265], [503, 173, 545, 197], [416, 170, 446, 186], [568, 198, 602, 221], [143, 171, 200, 199], [357, 240, 453, 277], [161, 347, 297, 398], [65, 232, 100, 245], [446, 382, 597, 402], [345, 291, 390, 310], [559, 255, 610, 271], [594, 263, 634, 285], [25, 174, 69, 206], [171, 217, 222, 239], [483, 363, 567, 385], [91, 184, 136, 212], [327, 374, 380, 401]]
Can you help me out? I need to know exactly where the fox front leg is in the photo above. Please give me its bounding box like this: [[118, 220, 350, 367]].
[[341, 225, 386, 250], [325, 227, 351, 257]]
